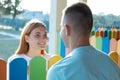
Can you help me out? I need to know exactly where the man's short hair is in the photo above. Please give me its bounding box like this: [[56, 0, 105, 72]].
[[63, 2, 93, 34]]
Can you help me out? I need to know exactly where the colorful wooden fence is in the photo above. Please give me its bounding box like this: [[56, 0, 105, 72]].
[[59, 26, 120, 57], [90, 27, 120, 54], [0, 54, 62, 80]]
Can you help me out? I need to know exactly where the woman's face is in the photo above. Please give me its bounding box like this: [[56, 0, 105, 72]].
[[25, 26, 48, 50]]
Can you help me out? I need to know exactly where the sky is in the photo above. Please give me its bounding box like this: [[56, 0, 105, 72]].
[[21, 0, 50, 13], [21, 0, 120, 15], [87, 0, 120, 15]]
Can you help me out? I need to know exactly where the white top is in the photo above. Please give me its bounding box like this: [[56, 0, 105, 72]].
[[8, 53, 51, 66], [8, 54, 31, 66], [7, 53, 51, 80]]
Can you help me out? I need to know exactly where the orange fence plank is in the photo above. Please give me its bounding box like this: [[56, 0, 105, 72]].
[[0, 59, 6, 80]]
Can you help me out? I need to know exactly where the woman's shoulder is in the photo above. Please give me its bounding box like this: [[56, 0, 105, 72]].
[[7, 54, 31, 63], [44, 53, 51, 60]]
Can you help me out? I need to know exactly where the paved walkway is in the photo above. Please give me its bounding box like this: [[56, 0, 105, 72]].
[[0, 31, 20, 40]]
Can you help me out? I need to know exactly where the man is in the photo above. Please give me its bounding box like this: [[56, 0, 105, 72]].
[[47, 2, 120, 80]]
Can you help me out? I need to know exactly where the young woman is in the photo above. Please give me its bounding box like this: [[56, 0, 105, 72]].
[[8, 19, 50, 66]]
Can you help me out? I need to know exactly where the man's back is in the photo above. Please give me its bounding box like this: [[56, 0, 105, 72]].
[[47, 46, 120, 80]]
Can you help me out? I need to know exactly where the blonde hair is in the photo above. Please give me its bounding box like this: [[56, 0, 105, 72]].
[[15, 19, 47, 54]]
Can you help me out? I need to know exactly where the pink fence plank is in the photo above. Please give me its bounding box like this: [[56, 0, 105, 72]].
[[110, 38, 117, 52]]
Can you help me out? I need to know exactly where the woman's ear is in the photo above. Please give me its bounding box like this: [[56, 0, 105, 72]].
[[25, 35, 29, 43], [65, 24, 70, 36]]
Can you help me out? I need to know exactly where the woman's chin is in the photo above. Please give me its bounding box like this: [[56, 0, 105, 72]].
[[39, 46, 46, 49]]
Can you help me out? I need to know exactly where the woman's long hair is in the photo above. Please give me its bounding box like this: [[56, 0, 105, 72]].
[[15, 19, 47, 54]]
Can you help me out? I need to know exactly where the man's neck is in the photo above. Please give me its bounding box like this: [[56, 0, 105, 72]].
[[70, 37, 90, 52]]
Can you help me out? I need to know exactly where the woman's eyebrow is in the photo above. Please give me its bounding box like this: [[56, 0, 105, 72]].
[[35, 32, 41, 34], [35, 32, 47, 34]]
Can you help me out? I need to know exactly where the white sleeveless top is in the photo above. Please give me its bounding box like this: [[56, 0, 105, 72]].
[[8, 53, 51, 66], [7, 53, 51, 80]]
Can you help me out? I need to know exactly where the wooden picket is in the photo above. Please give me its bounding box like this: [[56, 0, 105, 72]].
[[90, 35, 96, 48], [116, 31, 120, 40], [100, 31, 104, 38], [109, 51, 118, 64], [109, 38, 117, 52], [95, 31, 99, 37], [30, 56, 46, 80], [117, 40, 120, 55], [90, 31, 95, 36], [48, 54, 62, 69], [96, 36, 103, 51], [112, 31, 117, 39], [102, 37, 110, 54], [0, 59, 6, 80], [108, 31, 112, 39], [8, 58, 27, 80]]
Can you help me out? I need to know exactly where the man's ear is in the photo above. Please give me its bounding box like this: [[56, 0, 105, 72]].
[[65, 24, 70, 36]]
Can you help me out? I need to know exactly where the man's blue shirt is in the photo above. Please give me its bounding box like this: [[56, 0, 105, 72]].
[[47, 45, 120, 80]]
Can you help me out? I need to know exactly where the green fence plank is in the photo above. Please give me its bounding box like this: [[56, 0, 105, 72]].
[[30, 56, 46, 80], [96, 36, 103, 50]]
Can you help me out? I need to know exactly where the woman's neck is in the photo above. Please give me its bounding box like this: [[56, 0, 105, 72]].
[[26, 49, 45, 58]]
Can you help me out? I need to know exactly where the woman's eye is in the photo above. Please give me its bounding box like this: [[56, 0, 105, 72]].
[[35, 34, 40, 38], [44, 34, 48, 38], [44, 34, 47, 37], [34, 33, 48, 39]]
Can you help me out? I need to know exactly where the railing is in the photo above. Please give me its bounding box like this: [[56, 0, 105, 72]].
[[0, 54, 62, 80], [90, 27, 120, 54]]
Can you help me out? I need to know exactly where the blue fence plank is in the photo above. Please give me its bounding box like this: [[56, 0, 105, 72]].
[[9, 58, 27, 80], [102, 37, 110, 54], [61, 39, 65, 58]]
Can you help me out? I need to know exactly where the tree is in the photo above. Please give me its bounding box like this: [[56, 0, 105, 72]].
[[0, 0, 23, 19]]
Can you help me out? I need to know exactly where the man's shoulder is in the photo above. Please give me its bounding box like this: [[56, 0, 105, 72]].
[[49, 55, 74, 72], [48, 56, 72, 74], [56, 55, 73, 64]]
